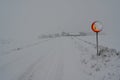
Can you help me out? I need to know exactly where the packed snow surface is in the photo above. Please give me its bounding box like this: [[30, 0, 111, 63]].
[[0, 36, 120, 80]]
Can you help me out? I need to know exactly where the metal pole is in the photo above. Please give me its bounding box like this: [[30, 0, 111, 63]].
[[96, 32, 99, 56]]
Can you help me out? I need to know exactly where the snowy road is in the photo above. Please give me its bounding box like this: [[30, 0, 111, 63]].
[[0, 37, 120, 80]]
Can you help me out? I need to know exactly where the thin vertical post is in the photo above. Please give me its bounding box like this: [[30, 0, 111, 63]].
[[96, 32, 99, 56]]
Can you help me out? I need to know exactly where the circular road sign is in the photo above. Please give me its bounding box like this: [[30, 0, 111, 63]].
[[91, 21, 103, 32]]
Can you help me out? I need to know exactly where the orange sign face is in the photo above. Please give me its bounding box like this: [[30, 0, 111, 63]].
[[91, 21, 103, 32]]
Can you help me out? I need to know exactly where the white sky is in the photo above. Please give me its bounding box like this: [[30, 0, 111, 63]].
[[0, 0, 120, 49]]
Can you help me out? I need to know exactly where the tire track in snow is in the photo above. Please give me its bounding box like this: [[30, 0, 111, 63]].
[[41, 53, 63, 80], [25, 46, 64, 80], [18, 52, 55, 80], [20, 38, 65, 80], [54, 51, 64, 80]]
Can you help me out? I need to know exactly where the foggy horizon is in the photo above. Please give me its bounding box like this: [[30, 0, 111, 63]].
[[0, 0, 120, 49]]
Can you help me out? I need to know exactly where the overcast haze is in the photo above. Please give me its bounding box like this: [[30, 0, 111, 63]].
[[0, 0, 120, 49]]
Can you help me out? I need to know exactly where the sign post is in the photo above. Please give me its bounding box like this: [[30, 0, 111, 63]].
[[96, 32, 99, 55], [91, 21, 103, 56]]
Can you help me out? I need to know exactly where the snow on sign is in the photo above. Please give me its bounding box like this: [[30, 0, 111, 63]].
[[91, 21, 103, 32], [91, 21, 103, 56]]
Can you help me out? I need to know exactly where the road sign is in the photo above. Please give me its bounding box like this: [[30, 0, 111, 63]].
[[91, 21, 103, 32], [91, 21, 103, 56]]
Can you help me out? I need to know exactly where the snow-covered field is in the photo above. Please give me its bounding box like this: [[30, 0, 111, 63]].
[[0, 35, 120, 80]]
